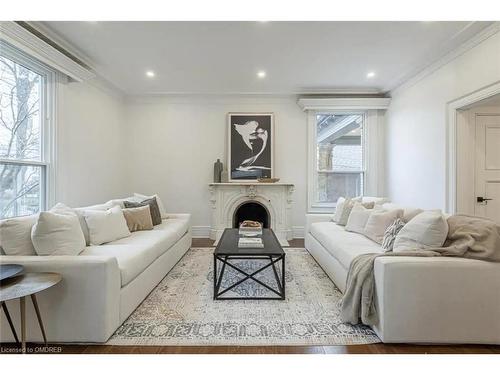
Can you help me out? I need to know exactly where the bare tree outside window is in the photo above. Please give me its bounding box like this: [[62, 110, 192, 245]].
[[0, 54, 43, 219]]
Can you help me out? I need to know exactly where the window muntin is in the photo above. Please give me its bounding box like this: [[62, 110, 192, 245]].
[[315, 113, 364, 205], [0, 45, 52, 219]]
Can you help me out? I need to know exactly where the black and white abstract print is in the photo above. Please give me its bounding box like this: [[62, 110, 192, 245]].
[[228, 113, 273, 181]]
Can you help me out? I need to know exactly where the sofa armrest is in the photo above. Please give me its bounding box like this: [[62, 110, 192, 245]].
[[305, 213, 334, 234], [0, 255, 121, 343], [373, 256, 500, 344]]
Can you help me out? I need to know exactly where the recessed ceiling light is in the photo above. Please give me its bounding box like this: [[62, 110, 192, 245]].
[[146, 70, 155, 78], [257, 71, 266, 78], [366, 71, 376, 78]]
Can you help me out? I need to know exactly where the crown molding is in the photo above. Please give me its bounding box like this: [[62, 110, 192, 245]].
[[388, 21, 500, 95], [297, 97, 391, 111], [0, 21, 94, 82]]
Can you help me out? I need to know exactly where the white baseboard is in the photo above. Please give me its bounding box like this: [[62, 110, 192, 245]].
[[192, 225, 305, 239], [192, 226, 211, 238], [293, 226, 305, 239]]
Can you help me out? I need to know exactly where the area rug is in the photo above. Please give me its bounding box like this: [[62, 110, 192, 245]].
[[108, 248, 380, 346]]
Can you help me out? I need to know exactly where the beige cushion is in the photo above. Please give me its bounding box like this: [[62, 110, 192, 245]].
[[31, 208, 85, 256], [0, 214, 38, 255], [83, 206, 131, 245], [337, 199, 356, 226], [393, 211, 449, 252], [378, 203, 424, 223], [364, 209, 404, 244], [345, 203, 375, 234], [122, 206, 154, 232]]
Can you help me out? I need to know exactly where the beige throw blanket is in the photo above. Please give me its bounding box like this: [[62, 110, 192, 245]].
[[340, 215, 500, 326]]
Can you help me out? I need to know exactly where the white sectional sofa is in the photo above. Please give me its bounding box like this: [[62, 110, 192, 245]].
[[0, 209, 191, 343], [305, 204, 500, 344]]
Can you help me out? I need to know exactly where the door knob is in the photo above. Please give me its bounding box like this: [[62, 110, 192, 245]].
[[477, 196, 493, 203]]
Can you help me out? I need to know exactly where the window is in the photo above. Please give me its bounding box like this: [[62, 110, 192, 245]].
[[0, 43, 54, 219], [308, 112, 366, 212]]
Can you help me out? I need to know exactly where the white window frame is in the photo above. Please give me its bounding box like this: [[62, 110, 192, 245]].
[[0, 41, 56, 217], [307, 110, 368, 213]]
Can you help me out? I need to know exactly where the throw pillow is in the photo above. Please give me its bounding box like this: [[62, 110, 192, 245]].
[[333, 197, 346, 223], [122, 206, 154, 232], [381, 218, 406, 252], [133, 193, 168, 219], [364, 209, 404, 244], [393, 211, 449, 252], [31, 210, 86, 256], [0, 214, 38, 256], [345, 203, 375, 234], [124, 198, 162, 226], [83, 206, 131, 245], [337, 199, 355, 226], [75, 202, 114, 245]]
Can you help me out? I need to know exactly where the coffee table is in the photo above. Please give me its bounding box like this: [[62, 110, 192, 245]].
[[213, 228, 285, 300]]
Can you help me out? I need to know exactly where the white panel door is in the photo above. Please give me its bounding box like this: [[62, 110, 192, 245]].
[[475, 115, 500, 223]]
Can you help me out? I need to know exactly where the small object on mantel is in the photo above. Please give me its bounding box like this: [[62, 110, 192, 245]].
[[221, 169, 228, 183], [257, 177, 280, 183], [213, 159, 223, 183]]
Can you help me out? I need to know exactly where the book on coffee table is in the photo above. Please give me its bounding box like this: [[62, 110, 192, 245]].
[[238, 237, 264, 248]]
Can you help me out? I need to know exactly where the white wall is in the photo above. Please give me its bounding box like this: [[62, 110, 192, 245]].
[[56, 79, 128, 207], [385, 31, 500, 210], [123, 95, 307, 233]]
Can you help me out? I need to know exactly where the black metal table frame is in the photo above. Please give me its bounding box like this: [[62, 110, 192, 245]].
[[213, 253, 286, 300]]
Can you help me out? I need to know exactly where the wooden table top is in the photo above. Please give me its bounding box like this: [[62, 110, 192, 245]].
[[0, 272, 62, 302]]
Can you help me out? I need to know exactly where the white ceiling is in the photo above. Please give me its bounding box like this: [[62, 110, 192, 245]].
[[40, 21, 493, 95]]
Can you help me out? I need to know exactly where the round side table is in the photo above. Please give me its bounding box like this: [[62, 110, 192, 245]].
[[0, 272, 62, 353]]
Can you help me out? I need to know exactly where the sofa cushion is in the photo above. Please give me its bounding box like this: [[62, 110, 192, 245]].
[[0, 214, 38, 256], [80, 217, 189, 286], [75, 202, 114, 245], [31, 210, 86, 256], [345, 203, 374, 234], [310, 221, 383, 270], [83, 206, 131, 245], [393, 211, 449, 252], [364, 209, 404, 244], [378, 203, 423, 223]]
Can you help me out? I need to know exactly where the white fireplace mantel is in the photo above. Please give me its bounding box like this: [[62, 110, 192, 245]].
[[208, 183, 295, 246]]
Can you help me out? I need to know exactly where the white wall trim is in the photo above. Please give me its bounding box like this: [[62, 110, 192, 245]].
[[390, 22, 500, 95], [192, 225, 305, 239], [298, 97, 391, 111], [292, 226, 305, 239], [192, 226, 211, 238], [446, 80, 500, 214], [0, 21, 94, 82]]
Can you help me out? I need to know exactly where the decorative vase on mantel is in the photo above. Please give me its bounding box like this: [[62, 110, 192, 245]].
[[213, 159, 223, 183]]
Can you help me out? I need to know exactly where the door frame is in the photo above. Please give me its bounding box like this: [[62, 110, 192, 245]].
[[446, 80, 500, 214]]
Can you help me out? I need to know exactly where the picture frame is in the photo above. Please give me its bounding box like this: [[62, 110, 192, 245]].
[[227, 112, 274, 182]]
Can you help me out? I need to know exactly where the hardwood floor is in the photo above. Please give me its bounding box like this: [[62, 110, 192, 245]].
[[2, 343, 499, 354], [2, 238, 498, 355]]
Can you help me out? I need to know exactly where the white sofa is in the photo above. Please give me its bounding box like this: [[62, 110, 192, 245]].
[[0, 211, 191, 343], [305, 205, 500, 344]]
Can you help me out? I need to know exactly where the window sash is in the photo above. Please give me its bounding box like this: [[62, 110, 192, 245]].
[[0, 41, 55, 216], [308, 110, 367, 212]]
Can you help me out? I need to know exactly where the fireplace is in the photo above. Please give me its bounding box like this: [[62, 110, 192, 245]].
[[233, 201, 270, 228], [209, 183, 294, 246]]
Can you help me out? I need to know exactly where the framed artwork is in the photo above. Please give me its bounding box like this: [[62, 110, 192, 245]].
[[228, 113, 274, 182]]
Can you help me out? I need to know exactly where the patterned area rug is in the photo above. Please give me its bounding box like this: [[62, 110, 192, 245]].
[[108, 248, 380, 346]]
